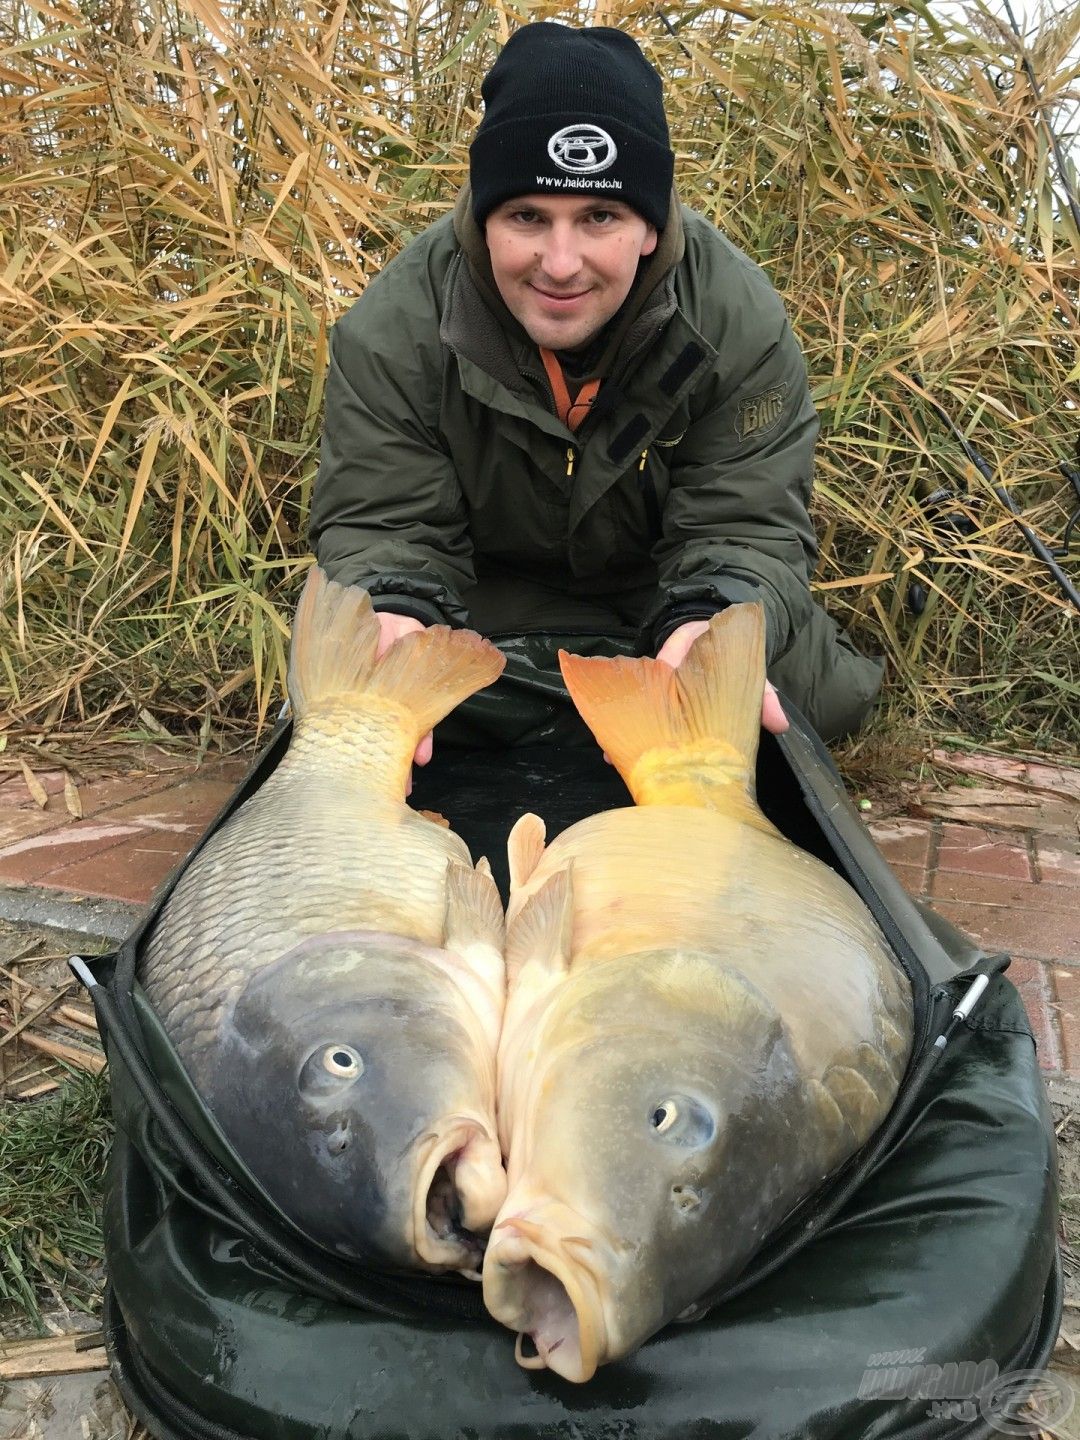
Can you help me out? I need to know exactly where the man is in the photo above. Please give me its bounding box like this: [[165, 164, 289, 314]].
[[310, 22, 882, 764]]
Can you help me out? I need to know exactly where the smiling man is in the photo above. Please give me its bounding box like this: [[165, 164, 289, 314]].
[[485, 196, 656, 354], [310, 23, 883, 755]]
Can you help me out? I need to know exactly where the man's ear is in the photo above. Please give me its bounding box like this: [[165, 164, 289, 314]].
[[641, 225, 659, 257]]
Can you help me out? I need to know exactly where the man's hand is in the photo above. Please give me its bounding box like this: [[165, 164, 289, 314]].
[[374, 612, 433, 783], [655, 619, 788, 735]]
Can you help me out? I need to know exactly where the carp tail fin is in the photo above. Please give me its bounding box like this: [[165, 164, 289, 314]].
[[287, 567, 504, 735], [557, 605, 766, 811]]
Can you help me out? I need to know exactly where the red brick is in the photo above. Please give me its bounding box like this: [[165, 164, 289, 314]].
[[867, 819, 933, 870], [41, 836, 187, 905], [937, 824, 1032, 881], [0, 769, 69, 808], [1005, 956, 1061, 1073], [1036, 842, 1080, 887], [201, 758, 250, 785], [887, 862, 926, 897], [73, 772, 182, 818], [102, 778, 239, 834], [0, 810, 69, 848], [0, 821, 142, 885], [930, 872, 1080, 910], [929, 899, 1079, 964], [1050, 968, 1080, 1075]]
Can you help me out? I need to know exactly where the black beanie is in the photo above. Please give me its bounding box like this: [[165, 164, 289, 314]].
[[470, 23, 674, 231]]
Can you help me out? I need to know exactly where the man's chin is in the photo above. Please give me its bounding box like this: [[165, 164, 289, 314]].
[[521, 316, 597, 352]]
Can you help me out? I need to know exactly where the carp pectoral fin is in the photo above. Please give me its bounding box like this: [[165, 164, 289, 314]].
[[444, 860, 505, 958], [508, 813, 546, 892], [506, 867, 574, 982]]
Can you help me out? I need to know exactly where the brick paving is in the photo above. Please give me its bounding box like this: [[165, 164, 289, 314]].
[[869, 807, 1080, 1078], [0, 761, 248, 906], [0, 749, 1077, 1076]]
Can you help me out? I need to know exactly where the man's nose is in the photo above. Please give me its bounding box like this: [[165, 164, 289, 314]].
[[538, 226, 584, 284]]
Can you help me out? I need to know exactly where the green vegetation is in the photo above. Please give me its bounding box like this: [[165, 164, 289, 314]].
[[1, 0, 1078, 747], [0, 1073, 112, 1330]]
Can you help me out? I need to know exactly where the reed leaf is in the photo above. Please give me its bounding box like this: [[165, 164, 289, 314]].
[[1, 0, 1078, 749]]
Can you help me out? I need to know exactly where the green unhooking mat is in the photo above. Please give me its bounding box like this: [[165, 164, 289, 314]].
[[75, 710, 1062, 1440]]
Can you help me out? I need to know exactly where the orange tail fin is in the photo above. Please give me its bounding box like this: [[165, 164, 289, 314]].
[[558, 605, 766, 810]]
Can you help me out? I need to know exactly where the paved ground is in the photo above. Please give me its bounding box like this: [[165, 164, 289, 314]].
[[0, 747, 1077, 1075], [0, 744, 1078, 1437]]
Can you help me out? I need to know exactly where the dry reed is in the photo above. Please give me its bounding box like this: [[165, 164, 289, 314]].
[[1, 0, 1078, 748]]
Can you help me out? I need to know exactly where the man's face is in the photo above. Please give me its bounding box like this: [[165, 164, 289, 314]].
[[485, 195, 658, 352]]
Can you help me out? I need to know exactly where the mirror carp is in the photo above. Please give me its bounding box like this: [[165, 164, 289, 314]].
[[484, 604, 914, 1380]]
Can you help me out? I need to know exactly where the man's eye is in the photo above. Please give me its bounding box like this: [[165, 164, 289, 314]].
[[589, 210, 617, 224]]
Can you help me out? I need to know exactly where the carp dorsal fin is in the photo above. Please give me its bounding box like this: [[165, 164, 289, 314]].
[[557, 606, 766, 812], [505, 867, 573, 982], [287, 567, 505, 735], [443, 860, 505, 958], [507, 812, 546, 892]]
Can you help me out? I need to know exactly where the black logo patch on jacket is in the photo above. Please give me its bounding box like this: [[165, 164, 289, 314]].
[[736, 384, 788, 441]]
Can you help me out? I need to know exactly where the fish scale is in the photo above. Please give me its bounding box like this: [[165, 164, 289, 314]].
[[139, 774, 468, 1075], [132, 569, 509, 1274]]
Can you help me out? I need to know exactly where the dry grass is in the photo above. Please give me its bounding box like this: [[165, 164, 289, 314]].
[[1, 0, 1078, 750]]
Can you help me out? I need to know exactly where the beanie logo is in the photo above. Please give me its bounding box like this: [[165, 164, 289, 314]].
[[547, 124, 617, 175]]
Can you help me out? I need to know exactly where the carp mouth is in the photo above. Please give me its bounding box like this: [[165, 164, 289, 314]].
[[413, 1122, 506, 1275], [483, 1220, 607, 1383]]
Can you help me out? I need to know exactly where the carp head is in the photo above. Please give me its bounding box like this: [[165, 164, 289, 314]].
[[202, 931, 505, 1275], [484, 951, 831, 1380]]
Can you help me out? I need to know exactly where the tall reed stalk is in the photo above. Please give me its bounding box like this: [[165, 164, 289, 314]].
[[1, 0, 1078, 746]]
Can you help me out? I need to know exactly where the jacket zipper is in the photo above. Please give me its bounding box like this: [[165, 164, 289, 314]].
[[566, 445, 576, 481]]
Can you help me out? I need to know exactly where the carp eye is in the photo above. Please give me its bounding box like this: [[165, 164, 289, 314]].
[[323, 1045, 363, 1078], [649, 1094, 716, 1148]]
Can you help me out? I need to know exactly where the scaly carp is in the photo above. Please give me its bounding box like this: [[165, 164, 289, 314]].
[[483, 604, 913, 1379], [138, 568, 507, 1275]]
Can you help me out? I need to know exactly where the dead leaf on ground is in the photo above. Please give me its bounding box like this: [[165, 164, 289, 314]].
[[63, 772, 83, 819], [18, 759, 49, 809]]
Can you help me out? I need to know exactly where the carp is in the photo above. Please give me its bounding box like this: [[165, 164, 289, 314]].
[[138, 568, 507, 1275], [483, 604, 913, 1380]]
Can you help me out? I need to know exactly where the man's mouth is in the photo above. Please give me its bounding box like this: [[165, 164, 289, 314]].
[[530, 285, 590, 308]]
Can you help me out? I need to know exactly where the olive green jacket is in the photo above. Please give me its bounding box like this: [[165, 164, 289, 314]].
[[309, 197, 821, 667]]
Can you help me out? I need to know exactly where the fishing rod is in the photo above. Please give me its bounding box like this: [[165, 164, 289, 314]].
[[906, 373, 1080, 614]]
